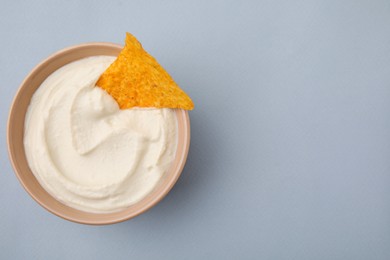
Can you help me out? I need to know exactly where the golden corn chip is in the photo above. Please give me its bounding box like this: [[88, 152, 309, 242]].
[[96, 33, 194, 110]]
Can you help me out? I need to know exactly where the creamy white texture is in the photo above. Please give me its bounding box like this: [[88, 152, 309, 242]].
[[24, 56, 178, 213]]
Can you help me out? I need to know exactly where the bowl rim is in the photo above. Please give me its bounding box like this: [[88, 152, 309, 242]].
[[7, 42, 191, 225]]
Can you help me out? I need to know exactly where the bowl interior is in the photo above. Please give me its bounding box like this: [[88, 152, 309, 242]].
[[7, 43, 190, 225]]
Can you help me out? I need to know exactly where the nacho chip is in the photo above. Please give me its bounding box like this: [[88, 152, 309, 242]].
[[96, 33, 194, 110]]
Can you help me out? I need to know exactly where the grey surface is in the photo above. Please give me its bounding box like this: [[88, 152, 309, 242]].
[[1, 0, 390, 259]]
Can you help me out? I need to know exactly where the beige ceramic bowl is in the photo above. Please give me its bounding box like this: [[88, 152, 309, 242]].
[[7, 43, 190, 225]]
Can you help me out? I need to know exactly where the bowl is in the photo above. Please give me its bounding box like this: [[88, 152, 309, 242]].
[[7, 43, 190, 225]]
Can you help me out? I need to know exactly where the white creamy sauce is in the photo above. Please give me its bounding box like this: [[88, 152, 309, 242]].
[[24, 56, 178, 213]]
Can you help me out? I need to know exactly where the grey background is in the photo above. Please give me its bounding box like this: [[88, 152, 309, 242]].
[[1, 0, 390, 259]]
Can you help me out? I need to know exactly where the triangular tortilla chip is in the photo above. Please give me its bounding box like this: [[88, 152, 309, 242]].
[[96, 33, 194, 110]]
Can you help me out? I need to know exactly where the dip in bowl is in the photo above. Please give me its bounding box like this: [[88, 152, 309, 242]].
[[7, 43, 190, 225]]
